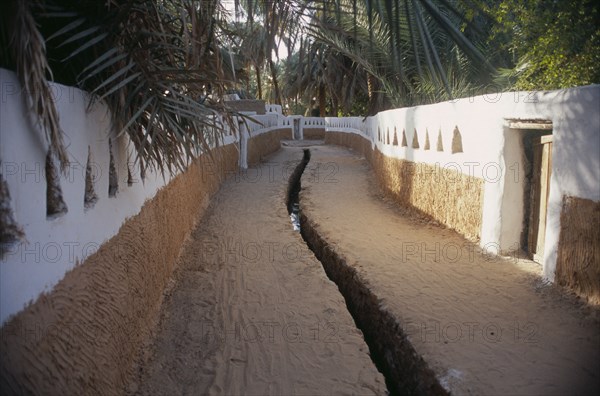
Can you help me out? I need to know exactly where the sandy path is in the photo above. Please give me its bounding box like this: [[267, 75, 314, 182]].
[[130, 147, 386, 395], [301, 144, 600, 395]]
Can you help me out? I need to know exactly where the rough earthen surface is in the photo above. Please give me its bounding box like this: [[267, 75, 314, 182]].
[[247, 129, 291, 165], [129, 146, 386, 395], [556, 196, 600, 303], [325, 131, 484, 240], [301, 214, 447, 395], [301, 144, 600, 395], [302, 127, 326, 140], [1, 145, 238, 395]]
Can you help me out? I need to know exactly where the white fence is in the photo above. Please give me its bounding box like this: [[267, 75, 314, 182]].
[[265, 104, 282, 114]]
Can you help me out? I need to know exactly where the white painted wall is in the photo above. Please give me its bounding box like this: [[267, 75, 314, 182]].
[[498, 127, 525, 253], [0, 69, 176, 324], [0, 68, 295, 325], [325, 85, 600, 281], [1, 63, 597, 325], [519, 87, 600, 280], [265, 104, 282, 115]]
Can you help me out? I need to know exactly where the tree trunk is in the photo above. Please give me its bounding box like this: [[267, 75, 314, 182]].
[[318, 85, 326, 117], [332, 96, 339, 117], [269, 58, 282, 105], [367, 73, 379, 115], [255, 63, 262, 100], [367, 73, 376, 100], [264, 6, 282, 105], [245, 66, 251, 96]]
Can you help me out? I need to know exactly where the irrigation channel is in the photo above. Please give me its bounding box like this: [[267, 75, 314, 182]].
[[286, 148, 446, 396]]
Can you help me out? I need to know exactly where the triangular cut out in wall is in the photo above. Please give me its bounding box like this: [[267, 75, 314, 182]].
[[378, 127, 381, 141], [0, 173, 24, 248], [127, 151, 135, 187], [392, 127, 398, 145], [84, 146, 98, 210], [108, 138, 118, 197], [46, 148, 68, 219], [412, 128, 420, 149], [424, 129, 430, 150], [386, 128, 390, 145], [140, 162, 146, 183], [437, 129, 444, 152], [451, 126, 463, 153], [401, 129, 408, 147], [127, 165, 134, 187]]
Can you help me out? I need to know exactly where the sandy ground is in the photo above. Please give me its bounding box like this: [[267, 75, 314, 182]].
[[301, 144, 600, 395], [129, 147, 386, 395], [129, 142, 599, 396]]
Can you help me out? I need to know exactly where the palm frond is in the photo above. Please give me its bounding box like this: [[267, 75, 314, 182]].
[[13, 0, 242, 176], [11, 0, 69, 171]]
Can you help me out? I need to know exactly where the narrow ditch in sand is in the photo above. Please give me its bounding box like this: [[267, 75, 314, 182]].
[[286, 148, 447, 396], [286, 149, 310, 231]]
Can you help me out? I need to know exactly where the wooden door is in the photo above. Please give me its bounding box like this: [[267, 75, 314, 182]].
[[528, 135, 553, 263]]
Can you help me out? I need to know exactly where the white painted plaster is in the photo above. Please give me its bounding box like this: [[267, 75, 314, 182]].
[[0, 69, 180, 324], [0, 68, 299, 325], [498, 127, 525, 253], [1, 64, 597, 323], [325, 85, 600, 280]]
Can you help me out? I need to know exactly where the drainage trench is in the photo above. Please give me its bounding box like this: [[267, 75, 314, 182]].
[[286, 149, 311, 229], [287, 148, 447, 396]]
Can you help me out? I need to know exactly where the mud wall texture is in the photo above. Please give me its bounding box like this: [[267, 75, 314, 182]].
[[224, 99, 266, 114], [247, 128, 292, 165], [555, 196, 600, 304], [324, 86, 600, 285], [326, 131, 484, 240], [0, 145, 238, 395], [372, 150, 484, 240], [302, 127, 326, 140], [325, 131, 373, 160]]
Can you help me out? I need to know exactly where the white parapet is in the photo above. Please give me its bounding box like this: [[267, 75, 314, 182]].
[[323, 86, 600, 281]]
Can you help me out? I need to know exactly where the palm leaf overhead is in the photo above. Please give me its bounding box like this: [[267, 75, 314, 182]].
[[299, 0, 493, 109], [1, 0, 240, 177], [1, 0, 500, 169], [2, 0, 70, 170]]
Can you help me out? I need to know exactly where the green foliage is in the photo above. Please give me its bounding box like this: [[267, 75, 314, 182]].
[[303, 0, 495, 110], [490, 0, 600, 90], [4, 0, 597, 178], [1, 0, 238, 176]]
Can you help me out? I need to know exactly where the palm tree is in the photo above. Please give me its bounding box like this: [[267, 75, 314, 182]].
[[223, 21, 269, 99], [1, 0, 500, 174], [302, 0, 494, 110], [1, 0, 238, 176], [281, 37, 371, 116], [232, 0, 318, 106]]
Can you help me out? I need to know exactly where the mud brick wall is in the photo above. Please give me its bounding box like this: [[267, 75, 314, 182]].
[[325, 131, 484, 240], [324, 131, 373, 161], [0, 145, 238, 395], [224, 99, 266, 115], [303, 127, 326, 140], [247, 129, 292, 166], [555, 196, 600, 304]]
